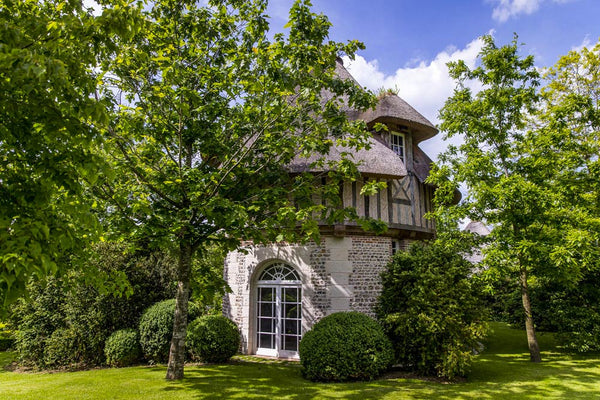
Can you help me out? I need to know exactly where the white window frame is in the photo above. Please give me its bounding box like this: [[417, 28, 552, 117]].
[[255, 263, 302, 359], [390, 131, 406, 162]]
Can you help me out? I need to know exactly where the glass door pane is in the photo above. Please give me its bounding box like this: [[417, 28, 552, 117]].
[[280, 287, 301, 352], [257, 287, 276, 350]]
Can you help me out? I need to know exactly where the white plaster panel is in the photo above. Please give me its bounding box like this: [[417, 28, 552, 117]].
[[329, 272, 350, 286], [325, 260, 351, 273], [329, 297, 351, 312], [327, 283, 353, 298], [343, 181, 353, 208]]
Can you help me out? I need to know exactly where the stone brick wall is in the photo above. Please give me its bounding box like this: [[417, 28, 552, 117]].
[[307, 243, 330, 321], [348, 236, 392, 317]]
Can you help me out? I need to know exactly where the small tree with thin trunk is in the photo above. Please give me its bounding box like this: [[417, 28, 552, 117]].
[[98, 0, 375, 380], [430, 35, 544, 362]]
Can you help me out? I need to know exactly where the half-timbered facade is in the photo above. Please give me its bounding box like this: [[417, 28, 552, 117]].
[[223, 59, 439, 358]]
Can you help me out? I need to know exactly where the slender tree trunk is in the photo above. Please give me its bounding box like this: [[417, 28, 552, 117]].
[[519, 266, 542, 362], [166, 242, 193, 380]]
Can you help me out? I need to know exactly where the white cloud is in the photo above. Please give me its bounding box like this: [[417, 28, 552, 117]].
[[343, 37, 486, 161], [490, 0, 541, 22], [82, 0, 101, 16], [488, 0, 575, 22], [571, 35, 593, 52]]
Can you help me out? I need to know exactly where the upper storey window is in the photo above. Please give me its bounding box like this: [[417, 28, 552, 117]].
[[390, 131, 405, 162]]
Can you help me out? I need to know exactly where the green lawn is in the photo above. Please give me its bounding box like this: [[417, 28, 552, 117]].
[[1, 323, 599, 399]]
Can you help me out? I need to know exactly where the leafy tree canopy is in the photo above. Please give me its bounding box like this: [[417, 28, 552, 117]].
[[95, 0, 376, 379], [430, 35, 600, 362], [0, 0, 141, 309]]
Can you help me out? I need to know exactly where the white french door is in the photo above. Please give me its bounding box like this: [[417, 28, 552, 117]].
[[256, 284, 302, 358]]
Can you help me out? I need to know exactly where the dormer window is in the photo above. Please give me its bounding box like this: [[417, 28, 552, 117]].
[[390, 131, 406, 162]]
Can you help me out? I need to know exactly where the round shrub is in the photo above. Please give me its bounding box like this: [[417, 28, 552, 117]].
[[104, 329, 141, 367], [299, 312, 393, 382], [139, 299, 200, 363], [187, 315, 240, 363]]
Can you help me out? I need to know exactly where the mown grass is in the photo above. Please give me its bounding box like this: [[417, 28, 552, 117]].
[[1, 323, 599, 399]]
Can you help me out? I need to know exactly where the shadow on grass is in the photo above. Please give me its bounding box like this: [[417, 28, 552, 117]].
[[159, 334, 600, 400]]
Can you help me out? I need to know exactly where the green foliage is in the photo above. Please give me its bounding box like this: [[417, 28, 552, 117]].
[[104, 329, 141, 367], [139, 299, 201, 363], [186, 315, 240, 363], [376, 241, 488, 380], [10, 243, 176, 368], [430, 34, 594, 362], [0, 322, 15, 351], [44, 328, 80, 368], [12, 277, 65, 367], [0, 0, 142, 310], [299, 311, 393, 382], [190, 245, 228, 313], [488, 272, 600, 352], [433, 36, 600, 361]]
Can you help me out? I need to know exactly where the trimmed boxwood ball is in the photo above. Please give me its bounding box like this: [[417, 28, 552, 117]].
[[187, 315, 240, 363], [299, 311, 394, 382], [104, 329, 141, 367], [138, 299, 201, 363]]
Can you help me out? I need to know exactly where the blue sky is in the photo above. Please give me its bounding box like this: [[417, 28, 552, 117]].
[[268, 0, 600, 159]]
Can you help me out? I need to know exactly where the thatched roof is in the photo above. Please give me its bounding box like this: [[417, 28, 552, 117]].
[[359, 93, 437, 144], [289, 59, 437, 180], [317, 58, 364, 120], [288, 135, 408, 179]]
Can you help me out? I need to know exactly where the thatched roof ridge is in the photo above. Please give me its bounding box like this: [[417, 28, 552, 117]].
[[288, 135, 407, 179]]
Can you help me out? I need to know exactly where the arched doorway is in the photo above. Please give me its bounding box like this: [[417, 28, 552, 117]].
[[255, 262, 302, 358]]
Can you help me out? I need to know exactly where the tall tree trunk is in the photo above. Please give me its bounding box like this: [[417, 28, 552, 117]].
[[520, 266, 542, 362], [166, 242, 193, 380]]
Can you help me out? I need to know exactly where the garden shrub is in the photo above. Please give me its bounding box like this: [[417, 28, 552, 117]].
[[299, 311, 393, 382], [375, 241, 488, 380], [186, 315, 240, 363], [104, 329, 141, 367], [0, 337, 14, 351], [12, 278, 67, 368], [44, 328, 80, 368], [139, 299, 201, 363], [9, 243, 177, 368]]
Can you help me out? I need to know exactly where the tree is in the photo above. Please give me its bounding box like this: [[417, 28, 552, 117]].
[[430, 35, 547, 362], [0, 0, 140, 309], [99, 0, 375, 379], [536, 40, 600, 272], [375, 241, 488, 380]]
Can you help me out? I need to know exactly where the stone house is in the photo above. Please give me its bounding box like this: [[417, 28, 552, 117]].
[[223, 59, 440, 358]]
